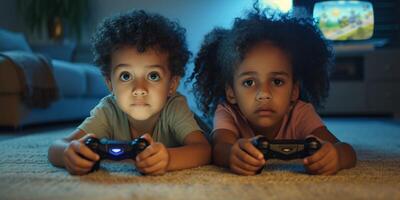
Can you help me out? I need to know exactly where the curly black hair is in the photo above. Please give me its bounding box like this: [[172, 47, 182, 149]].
[[92, 10, 191, 78], [189, 8, 334, 118]]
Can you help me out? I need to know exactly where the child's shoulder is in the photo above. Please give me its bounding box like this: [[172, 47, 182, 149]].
[[96, 94, 117, 108], [290, 100, 321, 122], [214, 102, 245, 123], [164, 92, 189, 110], [90, 94, 120, 115], [216, 102, 240, 115], [293, 100, 316, 113], [161, 92, 197, 123]]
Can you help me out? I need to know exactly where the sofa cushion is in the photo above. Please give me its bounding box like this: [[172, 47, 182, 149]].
[[52, 60, 86, 97], [0, 28, 32, 52]]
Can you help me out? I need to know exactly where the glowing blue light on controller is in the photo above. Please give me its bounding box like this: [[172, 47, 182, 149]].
[[109, 148, 124, 156]]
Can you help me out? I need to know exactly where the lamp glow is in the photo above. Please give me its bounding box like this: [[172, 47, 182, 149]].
[[261, 0, 292, 13]]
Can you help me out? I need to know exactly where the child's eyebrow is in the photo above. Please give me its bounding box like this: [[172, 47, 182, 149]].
[[145, 64, 168, 74], [238, 71, 257, 78], [238, 71, 290, 77], [270, 71, 290, 77], [113, 64, 166, 72], [146, 64, 166, 70], [113, 63, 130, 69]]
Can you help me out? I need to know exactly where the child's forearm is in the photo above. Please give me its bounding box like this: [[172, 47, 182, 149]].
[[212, 142, 233, 168], [48, 139, 69, 168], [335, 142, 357, 170], [166, 143, 211, 171]]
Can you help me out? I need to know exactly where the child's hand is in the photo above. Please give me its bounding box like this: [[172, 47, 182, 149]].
[[63, 134, 100, 175], [135, 134, 169, 175], [229, 138, 265, 175], [303, 142, 340, 175]]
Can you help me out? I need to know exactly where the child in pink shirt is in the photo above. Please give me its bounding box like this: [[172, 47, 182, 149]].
[[189, 8, 357, 175]]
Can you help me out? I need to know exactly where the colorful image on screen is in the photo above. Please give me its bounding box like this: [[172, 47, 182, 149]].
[[313, 1, 374, 40]]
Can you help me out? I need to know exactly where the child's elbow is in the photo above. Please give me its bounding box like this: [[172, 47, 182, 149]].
[[342, 143, 358, 169], [201, 142, 212, 165]]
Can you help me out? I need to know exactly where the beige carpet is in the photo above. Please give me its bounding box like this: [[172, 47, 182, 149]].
[[0, 120, 399, 200]]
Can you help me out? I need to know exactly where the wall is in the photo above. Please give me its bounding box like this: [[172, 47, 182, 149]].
[[86, 0, 251, 51], [0, 0, 23, 32]]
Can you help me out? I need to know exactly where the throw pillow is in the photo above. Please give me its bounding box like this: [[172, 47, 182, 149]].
[[0, 28, 32, 52]]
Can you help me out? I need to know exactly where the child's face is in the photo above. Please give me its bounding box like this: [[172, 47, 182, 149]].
[[106, 45, 180, 121], [226, 42, 299, 132]]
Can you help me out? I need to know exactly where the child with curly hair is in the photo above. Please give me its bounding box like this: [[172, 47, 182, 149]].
[[189, 9, 356, 176], [48, 10, 211, 175]]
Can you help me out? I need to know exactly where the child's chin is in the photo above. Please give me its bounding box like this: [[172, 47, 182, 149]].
[[129, 114, 153, 121], [253, 118, 277, 128], [124, 107, 156, 120], [127, 111, 154, 121]]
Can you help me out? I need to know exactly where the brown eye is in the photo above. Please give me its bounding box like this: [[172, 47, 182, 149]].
[[242, 79, 255, 87], [272, 79, 284, 86]]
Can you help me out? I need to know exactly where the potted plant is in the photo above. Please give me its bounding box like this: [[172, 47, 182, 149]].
[[17, 0, 88, 41]]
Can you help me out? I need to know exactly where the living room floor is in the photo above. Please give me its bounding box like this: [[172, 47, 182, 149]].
[[0, 117, 399, 200]]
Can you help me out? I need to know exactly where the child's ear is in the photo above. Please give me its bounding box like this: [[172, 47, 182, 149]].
[[105, 77, 113, 93], [225, 85, 237, 104], [291, 81, 300, 101], [168, 76, 181, 96]]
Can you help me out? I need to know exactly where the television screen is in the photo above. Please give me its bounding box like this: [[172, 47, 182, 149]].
[[313, 1, 374, 41], [261, 0, 293, 13]]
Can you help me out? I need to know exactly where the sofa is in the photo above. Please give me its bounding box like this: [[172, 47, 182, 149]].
[[0, 28, 109, 128]]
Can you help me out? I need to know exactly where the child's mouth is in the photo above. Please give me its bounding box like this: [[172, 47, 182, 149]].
[[255, 107, 275, 116], [131, 101, 149, 106]]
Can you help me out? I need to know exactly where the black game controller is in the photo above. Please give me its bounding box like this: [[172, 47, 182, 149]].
[[252, 136, 322, 161], [84, 137, 149, 171]]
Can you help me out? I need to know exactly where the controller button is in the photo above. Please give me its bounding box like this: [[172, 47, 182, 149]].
[[109, 148, 124, 156], [282, 147, 293, 152]]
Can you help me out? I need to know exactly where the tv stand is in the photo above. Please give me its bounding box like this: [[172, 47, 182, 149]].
[[319, 48, 400, 118], [334, 43, 374, 53]]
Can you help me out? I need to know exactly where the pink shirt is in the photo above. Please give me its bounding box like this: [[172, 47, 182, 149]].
[[213, 100, 325, 140]]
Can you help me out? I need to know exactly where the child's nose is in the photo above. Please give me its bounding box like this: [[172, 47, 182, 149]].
[[256, 85, 272, 101], [132, 80, 148, 96], [133, 88, 148, 96]]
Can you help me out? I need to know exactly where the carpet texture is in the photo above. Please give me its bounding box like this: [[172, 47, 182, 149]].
[[0, 119, 399, 200]]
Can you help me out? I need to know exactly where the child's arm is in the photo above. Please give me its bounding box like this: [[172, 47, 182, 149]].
[[213, 129, 239, 167], [167, 130, 211, 170], [48, 129, 99, 175], [212, 129, 265, 175], [304, 126, 357, 175], [135, 131, 211, 175]]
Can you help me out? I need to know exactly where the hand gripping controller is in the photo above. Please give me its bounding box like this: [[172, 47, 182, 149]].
[[252, 136, 322, 160], [84, 137, 149, 171]]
